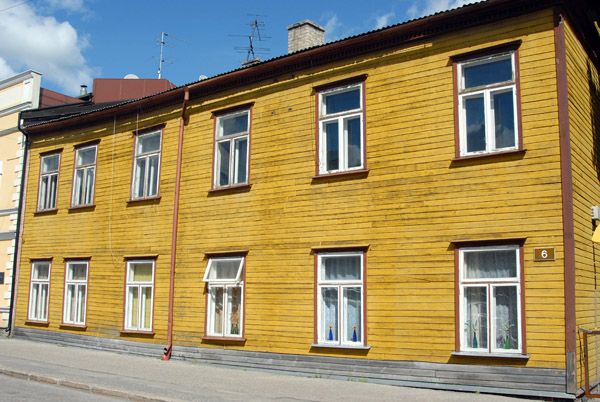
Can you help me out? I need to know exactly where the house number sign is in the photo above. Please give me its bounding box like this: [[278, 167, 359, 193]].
[[534, 247, 555, 261]]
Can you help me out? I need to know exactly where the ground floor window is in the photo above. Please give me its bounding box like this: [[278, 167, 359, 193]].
[[203, 256, 244, 338], [29, 261, 51, 321], [63, 260, 88, 325], [124, 260, 154, 331], [316, 251, 365, 346], [458, 244, 523, 354]]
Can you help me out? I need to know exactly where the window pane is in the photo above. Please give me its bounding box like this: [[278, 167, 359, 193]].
[[464, 249, 517, 279], [221, 114, 248, 136], [42, 155, 59, 173], [40, 284, 48, 320], [48, 174, 58, 209], [130, 263, 153, 282], [465, 97, 486, 153], [325, 122, 339, 171], [137, 132, 161, 154], [493, 91, 515, 149], [77, 147, 96, 166], [141, 286, 152, 330], [228, 287, 242, 335], [39, 176, 48, 207], [73, 169, 84, 204], [30, 283, 39, 318], [77, 285, 86, 323], [346, 117, 361, 168], [463, 57, 512, 89], [84, 168, 95, 203], [33, 263, 49, 280], [65, 284, 75, 322], [494, 286, 518, 350], [134, 158, 146, 198], [127, 287, 139, 328], [321, 287, 338, 341], [344, 287, 361, 343], [68, 263, 87, 280], [217, 141, 230, 186], [321, 256, 361, 281], [206, 259, 242, 281], [465, 286, 487, 349], [324, 88, 360, 115], [147, 155, 159, 196], [212, 287, 224, 335], [233, 137, 248, 185]]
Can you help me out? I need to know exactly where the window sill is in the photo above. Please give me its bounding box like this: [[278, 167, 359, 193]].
[[451, 351, 530, 360], [202, 336, 246, 343], [208, 183, 252, 195], [312, 169, 370, 181], [60, 323, 87, 330], [126, 196, 161, 205], [25, 320, 49, 326], [34, 209, 58, 216], [310, 343, 371, 350], [120, 330, 155, 336], [68, 205, 95, 212], [451, 149, 526, 164]]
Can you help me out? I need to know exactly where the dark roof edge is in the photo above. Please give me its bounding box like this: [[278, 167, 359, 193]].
[[23, 0, 595, 134]]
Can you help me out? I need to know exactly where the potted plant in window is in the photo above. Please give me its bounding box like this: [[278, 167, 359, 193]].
[[501, 322, 515, 349]]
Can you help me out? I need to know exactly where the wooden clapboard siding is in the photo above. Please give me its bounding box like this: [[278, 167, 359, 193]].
[[564, 18, 600, 390], [170, 8, 567, 370], [15, 105, 181, 343]]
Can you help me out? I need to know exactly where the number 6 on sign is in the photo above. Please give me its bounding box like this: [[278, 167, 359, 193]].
[[534, 247, 555, 261]]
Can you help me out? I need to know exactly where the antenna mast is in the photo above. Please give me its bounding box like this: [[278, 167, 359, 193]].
[[232, 15, 270, 61], [154, 32, 189, 79]]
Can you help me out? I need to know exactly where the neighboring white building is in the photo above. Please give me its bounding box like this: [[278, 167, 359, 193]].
[[0, 70, 42, 328]]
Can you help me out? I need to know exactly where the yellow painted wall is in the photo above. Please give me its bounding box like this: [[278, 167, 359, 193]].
[[15, 105, 181, 342], [171, 9, 566, 368], [565, 20, 600, 389]]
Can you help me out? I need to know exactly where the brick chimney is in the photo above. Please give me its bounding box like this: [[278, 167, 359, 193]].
[[287, 20, 325, 53]]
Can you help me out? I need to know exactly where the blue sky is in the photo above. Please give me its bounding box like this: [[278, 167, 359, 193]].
[[0, 0, 473, 96]]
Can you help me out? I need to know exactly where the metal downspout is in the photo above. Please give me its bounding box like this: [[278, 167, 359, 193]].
[[7, 114, 30, 335], [163, 86, 189, 360]]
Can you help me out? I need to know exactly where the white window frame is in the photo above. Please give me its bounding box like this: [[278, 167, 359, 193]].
[[458, 245, 522, 354], [316, 252, 364, 346], [37, 153, 60, 211], [318, 83, 364, 174], [71, 144, 97, 207], [203, 257, 244, 338], [124, 260, 155, 332], [63, 261, 88, 325], [213, 109, 250, 188], [131, 130, 162, 200], [457, 52, 518, 157], [28, 261, 51, 321]]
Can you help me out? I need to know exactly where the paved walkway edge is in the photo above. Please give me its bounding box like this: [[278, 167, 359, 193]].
[[0, 367, 169, 402]]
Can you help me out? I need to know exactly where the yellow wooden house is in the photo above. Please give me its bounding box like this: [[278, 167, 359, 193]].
[[12, 0, 600, 398]]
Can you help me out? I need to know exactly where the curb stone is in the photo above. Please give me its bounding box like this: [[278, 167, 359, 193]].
[[0, 368, 172, 402]]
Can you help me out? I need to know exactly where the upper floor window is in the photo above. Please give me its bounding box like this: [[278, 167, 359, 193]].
[[38, 153, 60, 211], [28, 261, 51, 321], [63, 260, 88, 325], [317, 80, 365, 175], [132, 130, 161, 200], [72, 144, 97, 207], [458, 244, 523, 354], [316, 251, 365, 346], [203, 256, 245, 338], [455, 46, 521, 157], [213, 108, 250, 188]]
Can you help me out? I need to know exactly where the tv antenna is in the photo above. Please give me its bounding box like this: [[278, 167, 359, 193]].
[[231, 15, 270, 61], [154, 32, 190, 79]]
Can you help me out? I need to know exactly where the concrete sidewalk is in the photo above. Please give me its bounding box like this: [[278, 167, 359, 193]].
[[0, 337, 531, 401]]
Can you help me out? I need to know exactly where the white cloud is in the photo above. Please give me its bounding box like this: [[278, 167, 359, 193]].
[[406, 4, 419, 20], [323, 13, 343, 42], [374, 12, 395, 29], [0, 0, 94, 95], [422, 0, 476, 16]]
